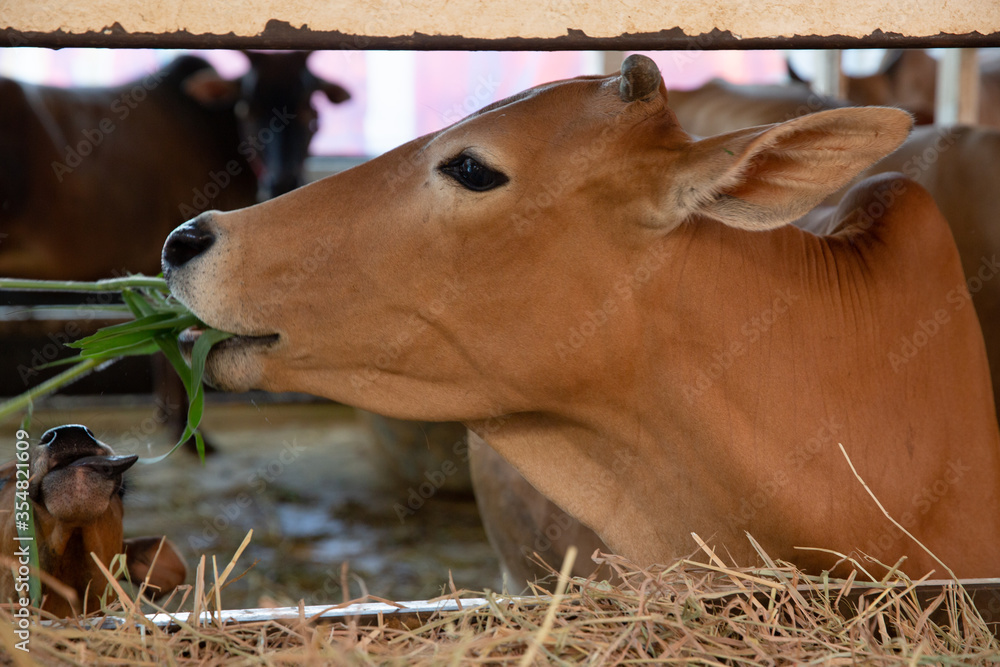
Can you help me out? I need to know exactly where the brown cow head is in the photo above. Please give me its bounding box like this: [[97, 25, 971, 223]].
[[162, 55, 910, 423], [1, 425, 186, 616]]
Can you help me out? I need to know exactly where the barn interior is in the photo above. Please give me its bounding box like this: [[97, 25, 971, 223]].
[[1, 5, 999, 656]]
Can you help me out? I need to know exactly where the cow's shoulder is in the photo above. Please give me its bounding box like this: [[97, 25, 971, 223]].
[[829, 172, 961, 287], [831, 172, 945, 245]]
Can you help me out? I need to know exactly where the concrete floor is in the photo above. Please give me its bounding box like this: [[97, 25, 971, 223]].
[[1, 396, 503, 610]]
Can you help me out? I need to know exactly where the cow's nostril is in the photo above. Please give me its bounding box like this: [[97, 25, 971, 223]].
[[163, 216, 216, 269]]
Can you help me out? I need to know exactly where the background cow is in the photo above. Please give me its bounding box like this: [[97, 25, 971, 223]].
[[667, 80, 848, 137], [675, 50, 1000, 139], [793, 49, 1000, 128], [0, 425, 186, 616], [0, 54, 254, 280], [0, 51, 350, 280], [161, 55, 1000, 582]]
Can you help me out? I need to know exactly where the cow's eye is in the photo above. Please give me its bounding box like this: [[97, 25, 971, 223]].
[[440, 154, 508, 192]]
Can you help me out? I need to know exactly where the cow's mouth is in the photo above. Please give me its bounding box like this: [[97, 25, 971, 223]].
[[49, 453, 139, 477], [178, 326, 281, 357]]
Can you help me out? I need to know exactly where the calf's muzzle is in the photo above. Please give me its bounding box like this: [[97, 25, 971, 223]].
[[39, 425, 137, 474]]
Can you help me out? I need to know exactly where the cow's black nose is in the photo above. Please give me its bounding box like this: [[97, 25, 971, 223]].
[[163, 214, 216, 269]]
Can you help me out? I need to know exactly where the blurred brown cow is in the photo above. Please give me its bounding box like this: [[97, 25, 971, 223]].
[[794, 49, 1000, 127], [667, 79, 847, 137], [0, 425, 186, 616], [0, 51, 349, 280]]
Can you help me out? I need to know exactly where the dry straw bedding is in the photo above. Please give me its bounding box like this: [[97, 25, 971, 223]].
[[0, 543, 997, 666]]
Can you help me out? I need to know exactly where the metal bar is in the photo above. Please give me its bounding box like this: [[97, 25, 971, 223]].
[[810, 50, 844, 98], [45, 578, 1000, 631], [84, 597, 531, 629], [142, 598, 493, 627], [3, 26, 1000, 52]]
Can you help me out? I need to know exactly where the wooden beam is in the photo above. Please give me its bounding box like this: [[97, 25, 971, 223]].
[[3, 1, 1000, 51]]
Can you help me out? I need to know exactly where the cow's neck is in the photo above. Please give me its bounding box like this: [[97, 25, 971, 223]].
[[468, 220, 840, 561], [471, 213, 1000, 573]]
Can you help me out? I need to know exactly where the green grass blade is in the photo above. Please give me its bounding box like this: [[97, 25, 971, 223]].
[[18, 404, 32, 432], [190, 329, 231, 382], [2, 273, 233, 465], [35, 356, 94, 370], [154, 335, 194, 397], [5, 304, 134, 315], [0, 276, 168, 292], [66, 313, 198, 349], [187, 329, 231, 447], [140, 329, 231, 465], [15, 508, 42, 609], [0, 357, 113, 424], [78, 339, 162, 359], [120, 287, 157, 318], [70, 328, 171, 354]]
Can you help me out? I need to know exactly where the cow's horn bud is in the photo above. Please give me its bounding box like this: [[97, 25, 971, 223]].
[[619, 54, 661, 103]]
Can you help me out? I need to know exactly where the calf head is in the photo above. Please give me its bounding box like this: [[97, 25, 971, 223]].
[[29, 425, 137, 526], [163, 55, 910, 424], [1, 425, 186, 616]]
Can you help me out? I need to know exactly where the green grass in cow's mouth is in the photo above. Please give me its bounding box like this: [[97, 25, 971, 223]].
[[0, 274, 234, 461], [178, 326, 280, 356]]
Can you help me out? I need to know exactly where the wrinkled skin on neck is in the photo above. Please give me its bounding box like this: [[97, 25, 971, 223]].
[[468, 197, 1000, 575]]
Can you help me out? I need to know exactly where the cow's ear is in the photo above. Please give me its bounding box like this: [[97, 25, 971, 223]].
[[123, 536, 187, 597], [319, 80, 351, 105], [183, 70, 240, 107], [671, 107, 912, 231]]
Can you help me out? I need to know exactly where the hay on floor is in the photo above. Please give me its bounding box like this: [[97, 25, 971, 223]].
[[1, 533, 998, 666]]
